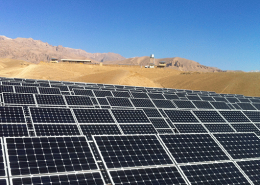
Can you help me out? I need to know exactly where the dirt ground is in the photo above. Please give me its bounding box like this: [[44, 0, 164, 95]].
[[0, 58, 260, 97]]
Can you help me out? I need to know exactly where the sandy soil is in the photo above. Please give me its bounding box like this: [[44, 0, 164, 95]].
[[0, 58, 260, 97]]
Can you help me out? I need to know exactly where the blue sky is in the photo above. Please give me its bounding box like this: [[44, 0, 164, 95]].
[[0, 0, 259, 71]]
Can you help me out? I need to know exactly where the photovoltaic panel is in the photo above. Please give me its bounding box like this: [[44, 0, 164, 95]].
[[213, 97, 228, 102], [80, 124, 121, 140], [34, 124, 81, 136], [174, 124, 208, 133], [30, 107, 75, 123], [186, 95, 201, 101], [238, 98, 251, 103], [0, 138, 6, 177], [64, 95, 93, 106], [51, 85, 69, 91], [192, 101, 214, 109], [97, 98, 109, 105], [163, 94, 179, 100], [120, 124, 157, 134], [173, 100, 196, 109], [160, 134, 229, 163], [181, 162, 250, 185], [14, 86, 38, 94], [156, 129, 174, 134], [213, 133, 260, 159], [38, 83, 50, 87], [2, 81, 20, 86], [38, 87, 61, 95], [236, 160, 260, 184], [91, 98, 98, 105], [0, 106, 25, 123], [152, 99, 176, 108], [111, 109, 150, 123], [150, 118, 170, 128], [68, 86, 84, 91], [232, 103, 242, 110], [219, 111, 250, 122], [35, 94, 66, 105], [107, 97, 133, 107], [236, 103, 256, 110], [73, 109, 115, 123], [131, 92, 149, 99], [94, 135, 173, 168], [109, 166, 186, 185], [204, 124, 235, 133], [5, 136, 98, 176], [231, 123, 260, 136], [210, 101, 230, 109], [147, 93, 165, 99], [112, 91, 130, 98], [0, 85, 14, 93], [226, 97, 240, 103], [142, 108, 162, 117], [3, 93, 35, 105], [93, 90, 113, 97], [130, 98, 155, 108], [252, 103, 260, 110], [192, 110, 226, 123], [12, 172, 104, 185], [199, 96, 215, 101], [0, 124, 28, 137], [164, 110, 199, 123], [250, 99, 260, 103]]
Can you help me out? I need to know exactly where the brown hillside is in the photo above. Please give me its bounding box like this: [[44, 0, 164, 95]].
[[0, 36, 125, 63], [104, 56, 221, 72], [0, 58, 259, 97]]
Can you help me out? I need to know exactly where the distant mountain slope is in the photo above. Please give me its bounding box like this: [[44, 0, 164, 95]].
[[104, 56, 221, 72], [0, 36, 125, 63]]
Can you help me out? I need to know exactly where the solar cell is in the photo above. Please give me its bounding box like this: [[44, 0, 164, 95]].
[[186, 95, 201, 101], [131, 92, 149, 99], [21, 83, 39, 87], [160, 134, 229, 163], [97, 98, 109, 105], [94, 135, 173, 168], [5, 136, 98, 176], [204, 124, 235, 132], [73, 89, 94, 97], [237, 160, 260, 184], [38, 87, 61, 95], [199, 96, 215, 101], [120, 124, 157, 134], [192, 110, 226, 123], [107, 97, 133, 107], [149, 118, 170, 128], [2, 81, 20, 86], [130, 98, 155, 108], [213, 133, 260, 159], [35, 94, 66, 105], [142, 108, 162, 117], [3, 93, 35, 105], [163, 94, 179, 100], [0, 106, 25, 123], [0, 138, 6, 177], [0, 124, 28, 137], [111, 109, 150, 123], [226, 97, 240, 103], [236, 103, 256, 110], [192, 101, 214, 109], [34, 124, 81, 136], [0, 85, 14, 93], [80, 124, 121, 140], [147, 93, 165, 99], [14, 86, 38, 94], [231, 123, 260, 136], [93, 90, 113, 97], [213, 97, 228, 102], [164, 110, 199, 123], [172, 100, 196, 109], [219, 111, 250, 122], [51, 85, 69, 91], [232, 103, 242, 110], [156, 129, 174, 134], [174, 124, 207, 133], [112, 91, 130, 98], [238, 98, 251, 103], [65, 95, 93, 106], [152, 99, 176, 108], [12, 172, 104, 185], [210, 101, 230, 109], [73, 109, 115, 123], [181, 162, 251, 185], [109, 167, 186, 185], [30, 107, 75, 123]]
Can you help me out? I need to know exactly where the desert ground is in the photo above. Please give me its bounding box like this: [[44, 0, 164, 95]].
[[0, 58, 260, 97]]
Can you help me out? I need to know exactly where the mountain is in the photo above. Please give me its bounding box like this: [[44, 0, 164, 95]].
[[104, 56, 222, 72], [0, 36, 126, 63]]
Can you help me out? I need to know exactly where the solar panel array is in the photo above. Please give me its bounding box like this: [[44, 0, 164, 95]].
[[0, 77, 259, 184]]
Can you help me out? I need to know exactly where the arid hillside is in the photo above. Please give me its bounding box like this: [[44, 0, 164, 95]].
[[0, 36, 125, 63], [0, 58, 259, 97], [104, 56, 221, 72]]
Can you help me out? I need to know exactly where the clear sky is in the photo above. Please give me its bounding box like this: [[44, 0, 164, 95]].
[[0, 0, 259, 71]]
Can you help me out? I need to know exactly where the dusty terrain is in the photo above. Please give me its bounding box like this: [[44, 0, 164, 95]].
[[0, 58, 260, 97]]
